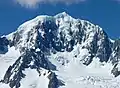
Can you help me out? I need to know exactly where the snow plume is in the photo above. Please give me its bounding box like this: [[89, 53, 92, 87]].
[[15, 0, 86, 8]]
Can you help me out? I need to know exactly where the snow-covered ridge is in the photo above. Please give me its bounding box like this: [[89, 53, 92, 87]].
[[0, 12, 120, 88]]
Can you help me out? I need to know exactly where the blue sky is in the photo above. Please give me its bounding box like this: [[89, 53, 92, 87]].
[[0, 0, 120, 39]]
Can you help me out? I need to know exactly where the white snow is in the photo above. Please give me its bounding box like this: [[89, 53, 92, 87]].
[[48, 47, 115, 88], [36, 48, 40, 52], [20, 68, 49, 88], [0, 46, 20, 80], [109, 38, 115, 43], [0, 83, 10, 88]]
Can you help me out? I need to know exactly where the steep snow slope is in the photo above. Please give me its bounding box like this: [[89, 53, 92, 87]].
[[0, 47, 20, 79], [0, 12, 120, 88]]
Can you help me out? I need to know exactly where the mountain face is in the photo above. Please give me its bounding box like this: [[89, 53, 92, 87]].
[[110, 39, 120, 77], [0, 12, 120, 88]]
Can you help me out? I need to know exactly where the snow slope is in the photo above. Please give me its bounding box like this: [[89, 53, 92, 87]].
[[48, 48, 115, 88], [0, 47, 20, 80]]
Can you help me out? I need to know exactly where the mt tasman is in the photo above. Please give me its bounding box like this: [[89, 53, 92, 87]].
[[0, 12, 120, 88]]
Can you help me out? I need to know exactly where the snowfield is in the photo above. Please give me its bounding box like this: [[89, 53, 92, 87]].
[[48, 51, 117, 88], [0, 47, 20, 80], [0, 49, 118, 88]]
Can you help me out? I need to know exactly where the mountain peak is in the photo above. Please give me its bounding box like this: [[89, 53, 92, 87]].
[[1, 12, 120, 88], [55, 12, 69, 17]]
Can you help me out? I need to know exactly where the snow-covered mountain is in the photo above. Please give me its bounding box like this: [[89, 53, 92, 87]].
[[0, 12, 120, 88]]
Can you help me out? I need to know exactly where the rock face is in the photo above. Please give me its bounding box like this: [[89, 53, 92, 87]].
[[0, 12, 120, 88], [110, 39, 120, 64], [110, 39, 120, 77], [0, 37, 9, 54]]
